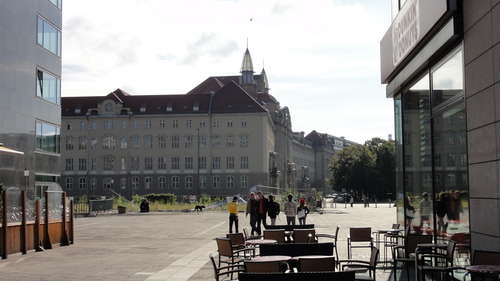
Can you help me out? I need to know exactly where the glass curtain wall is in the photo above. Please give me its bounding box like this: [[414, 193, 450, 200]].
[[395, 46, 468, 255]]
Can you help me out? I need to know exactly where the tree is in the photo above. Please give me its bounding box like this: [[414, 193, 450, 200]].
[[329, 138, 395, 200], [329, 144, 376, 198]]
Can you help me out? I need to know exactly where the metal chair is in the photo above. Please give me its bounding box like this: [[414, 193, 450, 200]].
[[298, 255, 336, 272], [339, 247, 380, 281], [293, 229, 316, 243], [209, 253, 244, 281], [215, 237, 254, 268], [226, 233, 246, 250], [263, 229, 287, 243], [418, 240, 456, 281], [347, 227, 373, 259], [244, 260, 283, 273], [392, 234, 432, 281]]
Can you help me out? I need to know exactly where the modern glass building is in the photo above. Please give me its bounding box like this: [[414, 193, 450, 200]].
[[0, 1, 62, 199], [381, 0, 500, 255]]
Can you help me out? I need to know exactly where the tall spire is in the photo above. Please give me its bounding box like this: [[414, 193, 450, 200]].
[[240, 48, 254, 85]]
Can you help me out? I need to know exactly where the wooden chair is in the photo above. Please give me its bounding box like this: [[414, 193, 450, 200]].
[[292, 229, 316, 243], [226, 233, 246, 250], [392, 234, 432, 281], [317, 225, 340, 267], [209, 253, 244, 281], [339, 247, 380, 281], [244, 260, 283, 273], [243, 227, 261, 240], [298, 255, 336, 272], [417, 240, 456, 281], [347, 227, 373, 259], [215, 237, 254, 268], [263, 229, 287, 243]]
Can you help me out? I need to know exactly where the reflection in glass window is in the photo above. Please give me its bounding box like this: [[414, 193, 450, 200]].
[[37, 17, 61, 56], [432, 50, 463, 107], [200, 176, 207, 189], [36, 70, 60, 104], [36, 122, 60, 153]]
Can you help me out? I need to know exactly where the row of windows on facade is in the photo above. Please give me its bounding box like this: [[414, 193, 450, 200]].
[[65, 156, 250, 171], [403, 131, 467, 146], [65, 175, 250, 190], [36, 16, 62, 105], [404, 153, 467, 167], [67, 118, 248, 130], [64, 134, 250, 150], [406, 172, 468, 188]]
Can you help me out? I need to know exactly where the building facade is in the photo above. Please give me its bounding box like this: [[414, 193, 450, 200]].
[[61, 49, 357, 200], [381, 0, 500, 254], [0, 0, 62, 199]]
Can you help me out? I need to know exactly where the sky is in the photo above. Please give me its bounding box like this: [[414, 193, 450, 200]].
[[62, 0, 394, 144]]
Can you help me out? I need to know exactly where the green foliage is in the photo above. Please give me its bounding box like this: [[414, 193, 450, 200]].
[[142, 193, 176, 204], [198, 193, 212, 204], [132, 194, 141, 204], [329, 138, 395, 200]]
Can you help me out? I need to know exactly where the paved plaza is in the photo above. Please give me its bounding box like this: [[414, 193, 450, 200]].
[[0, 203, 401, 281]]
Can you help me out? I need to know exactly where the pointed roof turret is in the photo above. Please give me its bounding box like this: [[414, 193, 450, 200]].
[[240, 48, 254, 73], [261, 68, 269, 90]]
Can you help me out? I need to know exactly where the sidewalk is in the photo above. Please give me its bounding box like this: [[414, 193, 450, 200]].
[[0, 203, 399, 281]]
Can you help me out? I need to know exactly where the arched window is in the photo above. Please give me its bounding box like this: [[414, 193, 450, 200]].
[[65, 177, 73, 190]]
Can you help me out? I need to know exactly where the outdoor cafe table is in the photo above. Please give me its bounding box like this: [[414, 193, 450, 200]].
[[245, 239, 277, 246], [251, 255, 292, 262], [415, 243, 448, 281], [375, 228, 401, 262], [465, 265, 500, 281]]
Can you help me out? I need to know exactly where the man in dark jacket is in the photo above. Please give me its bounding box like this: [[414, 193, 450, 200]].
[[267, 194, 280, 225], [245, 192, 258, 236], [254, 191, 268, 235]]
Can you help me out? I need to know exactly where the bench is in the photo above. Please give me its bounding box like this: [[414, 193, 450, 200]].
[[238, 271, 355, 281], [265, 224, 314, 231], [259, 242, 334, 257]]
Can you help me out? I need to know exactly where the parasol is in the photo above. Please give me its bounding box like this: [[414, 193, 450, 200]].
[[0, 143, 24, 155]]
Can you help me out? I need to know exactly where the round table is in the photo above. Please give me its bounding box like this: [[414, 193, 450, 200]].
[[245, 239, 277, 246], [251, 255, 292, 262], [466, 265, 500, 281]]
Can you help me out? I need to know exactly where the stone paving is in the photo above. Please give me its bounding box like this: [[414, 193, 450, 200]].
[[0, 202, 406, 281]]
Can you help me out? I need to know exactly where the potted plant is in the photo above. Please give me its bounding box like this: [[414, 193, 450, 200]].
[[116, 196, 128, 214], [117, 205, 127, 214]]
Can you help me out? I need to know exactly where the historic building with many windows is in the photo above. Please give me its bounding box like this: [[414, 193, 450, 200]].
[[61, 48, 355, 200], [0, 0, 62, 199]]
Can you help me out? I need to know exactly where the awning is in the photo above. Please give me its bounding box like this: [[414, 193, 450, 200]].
[[0, 143, 24, 155]]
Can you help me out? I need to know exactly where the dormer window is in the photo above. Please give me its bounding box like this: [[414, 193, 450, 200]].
[[166, 102, 173, 112], [193, 101, 200, 111], [75, 104, 83, 114], [105, 103, 113, 112], [140, 103, 147, 112]]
